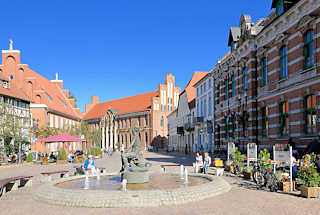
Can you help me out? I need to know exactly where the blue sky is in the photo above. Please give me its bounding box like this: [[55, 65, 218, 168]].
[[1, 0, 272, 112]]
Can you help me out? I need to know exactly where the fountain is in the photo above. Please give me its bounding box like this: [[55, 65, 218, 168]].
[[33, 127, 232, 208], [120, 127, 152, 183]]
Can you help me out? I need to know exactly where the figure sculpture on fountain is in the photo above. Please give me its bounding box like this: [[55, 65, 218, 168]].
[[120, 126, 152, 183]]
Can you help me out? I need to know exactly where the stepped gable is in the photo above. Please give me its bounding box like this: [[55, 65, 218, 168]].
[[0, 73, 30, 102], [83, 91, 159, 120], [24, 69, 81, 119]]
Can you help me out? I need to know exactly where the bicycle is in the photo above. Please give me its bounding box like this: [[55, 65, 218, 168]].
[[252, 160, 279, 192]]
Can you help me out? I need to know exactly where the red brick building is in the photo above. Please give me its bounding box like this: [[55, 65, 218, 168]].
[[213, 0, 320, 150], [0, 42, 82, 153], [83, 74, 181, 151]]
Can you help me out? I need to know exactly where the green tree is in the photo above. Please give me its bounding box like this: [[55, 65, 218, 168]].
[[0, 101, 30, 163]]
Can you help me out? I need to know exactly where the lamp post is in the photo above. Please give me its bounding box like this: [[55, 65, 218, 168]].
[[32, 118, 39, 160]]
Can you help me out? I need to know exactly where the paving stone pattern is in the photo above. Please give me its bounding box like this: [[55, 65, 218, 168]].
[[0, 152, 320, 215]]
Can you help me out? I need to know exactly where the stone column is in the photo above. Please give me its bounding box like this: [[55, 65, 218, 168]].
[[110, 123, 113, 150], [106, 126, 109, 150], [102, 126, 105, 150], [114, 122, 118, 149]]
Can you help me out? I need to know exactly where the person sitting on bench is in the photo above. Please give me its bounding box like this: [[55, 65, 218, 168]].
[[84, 155, 98, 175], [193, 152, 203, 173]]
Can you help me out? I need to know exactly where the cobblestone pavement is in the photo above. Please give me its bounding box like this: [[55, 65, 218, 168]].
[[0, 151, 320, 215]]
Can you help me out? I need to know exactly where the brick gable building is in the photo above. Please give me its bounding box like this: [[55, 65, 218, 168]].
[[0, 43, 82, 153], [83, 74, 181, 151], [212, 0, 320, 150]]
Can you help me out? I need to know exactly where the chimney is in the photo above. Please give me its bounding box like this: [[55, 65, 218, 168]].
[[63, 89, 69, 98], [51, 72, 63, 89], [91, 96, 99, 105]]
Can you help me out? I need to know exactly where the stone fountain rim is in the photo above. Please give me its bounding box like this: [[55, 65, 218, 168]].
[[32, 172, 231, 208]]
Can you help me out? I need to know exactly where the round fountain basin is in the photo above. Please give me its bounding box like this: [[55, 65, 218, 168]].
[[56, 174, 210, 191]]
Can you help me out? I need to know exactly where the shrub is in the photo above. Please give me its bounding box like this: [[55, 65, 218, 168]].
[[243, 166, 253, 173], [57, 151, 62, 160], [232, 147, 244, 169], [26, 153, 33, 163], [258, 148, 271, 171], [61, 149, 68, 160], [297, 153, 320, 187]]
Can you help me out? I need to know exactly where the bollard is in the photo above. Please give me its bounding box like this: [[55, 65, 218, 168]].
[[121, 179, 127, 191], [180, 165, 184, 179], [184, 168, 189, 184]]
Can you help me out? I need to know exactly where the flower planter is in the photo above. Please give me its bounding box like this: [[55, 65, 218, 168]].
[[301, 187, 320, 198], [41, 161, 48, 165], [243, 171, 252, 180], [280, 181, 296, 192], [56, 160, 67, 165]]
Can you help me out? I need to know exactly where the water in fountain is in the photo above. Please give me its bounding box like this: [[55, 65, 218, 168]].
[[184, 169, 189, 184], [180, 165, 184, 179]]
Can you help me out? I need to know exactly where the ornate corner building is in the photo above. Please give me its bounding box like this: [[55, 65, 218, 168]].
[[83, 74, 181, 151], [212, 0, 320, 150]]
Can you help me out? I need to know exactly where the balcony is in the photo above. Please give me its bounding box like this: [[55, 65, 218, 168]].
[[177, 127, 184, 135]]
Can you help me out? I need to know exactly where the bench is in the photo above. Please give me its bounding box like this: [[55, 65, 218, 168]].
[[84, 167, 105, 174], [40, 170, 69, 182], [0, 176, 33, 197], [160, 164, 193, 172]]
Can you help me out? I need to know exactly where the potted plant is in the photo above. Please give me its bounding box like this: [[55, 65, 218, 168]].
[[41, 157, 48, 165], [225, 160, 233, 172], [231, 147, 244, 174], [243, 166, 253, 180], [297, 153, 320, 198], [278, 172, 295, 192], [56, 149, 68, 164]]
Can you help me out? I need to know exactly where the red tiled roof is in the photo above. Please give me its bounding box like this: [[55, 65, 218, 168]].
[[83, 91, 159, 120], [184, 72, 208, 103], [0, 77, 31, 102], [24, 70, 81, 119]]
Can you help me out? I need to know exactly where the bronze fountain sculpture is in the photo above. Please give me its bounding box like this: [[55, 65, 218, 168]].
[[120, 127, 152, 183]]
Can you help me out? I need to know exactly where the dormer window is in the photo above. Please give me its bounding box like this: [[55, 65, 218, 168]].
[[276, 0, 284, 16], [3, 81, 8, 89]]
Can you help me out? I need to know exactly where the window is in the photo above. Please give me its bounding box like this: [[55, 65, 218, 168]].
[[261, 57, 268, 86], [243, 111, 248, 137], [280, 46, 287, 79], [60, 118, 64, 129], [45, 92, 53, 102], [208, 94, 212, 115], [55, 116, 58, 128], [204, 99, 207, 117], [170, 98, 172, 104], [197, 88, 199, 97], [196, 102, 199, 117], [304, 30, 314, 69], [217, 85, 220, 104], [261, 107, 269, 137], [129, 119, 131, 128], [209, 79, 211, 88], [280, 101, 289, 136], [304, 95, 316, 135], [138, 117, 141, 126], [276, 0, 284, 16], [145, 132, 148, 144], [243, 68, 248, 90], [231, 115, 236, 138], [160, 116, 164, 127], [50, 115, 54, 127], [232, 75, 236, 97], [145, 115, 148, 126], [225, 79, 229, 100], [225, 117, 229, 138]]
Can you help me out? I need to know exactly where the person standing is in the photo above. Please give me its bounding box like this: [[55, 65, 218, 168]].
[[203, 152, 212, 174]]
